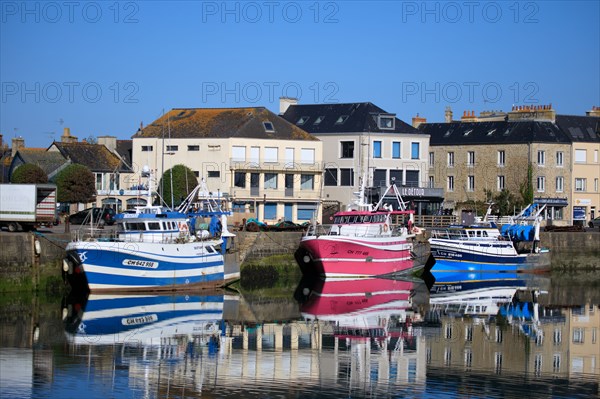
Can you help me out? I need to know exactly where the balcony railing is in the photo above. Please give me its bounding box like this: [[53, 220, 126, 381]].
[[230, 159, 322, 172], [231, 187, 321, 200], [97, 189, 150, 196]]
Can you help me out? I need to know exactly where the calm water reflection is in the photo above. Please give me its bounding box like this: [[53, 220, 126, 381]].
[[1, 269, 598, 399]]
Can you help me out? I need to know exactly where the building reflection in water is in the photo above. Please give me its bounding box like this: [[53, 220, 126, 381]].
[[12, 271, 594, 398]]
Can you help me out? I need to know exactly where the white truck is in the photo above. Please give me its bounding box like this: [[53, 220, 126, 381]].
[[0, 184, 58, 232]]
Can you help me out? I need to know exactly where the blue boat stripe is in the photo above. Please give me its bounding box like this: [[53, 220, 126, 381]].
[[86, 271, 225, 289]]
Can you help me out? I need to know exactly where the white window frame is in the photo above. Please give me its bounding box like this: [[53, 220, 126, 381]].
[[250, 146, 260, 164], [285, 147, 294, 164], [467, 151, 475, 167], [556, 176, 564, 192], [447, 176, 454, 192], [556, 151, 563, 167], [575, 178, 587, 192], [467, 175, 475, 192], [447, 152, 454, 167], [497, 150, 505, 167], [497, 175, 505, 191], [429, 152, 434, 167], [537, 150, 545, 166], [300, 148, 315, 164], [264, 147, 278, 163], [232, 146, 246, 162], [575, 149, 587, 163], [537, 176, 545, 192]]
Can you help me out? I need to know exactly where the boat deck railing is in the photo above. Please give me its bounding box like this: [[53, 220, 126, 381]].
[[306, 223, 410, 238], [70, 229, 205, 244]]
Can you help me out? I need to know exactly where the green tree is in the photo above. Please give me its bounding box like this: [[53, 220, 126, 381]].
[[159, 164, 198, 208], [55, 164, 96, 203], [11, 164, 48, 184], [485, 188, 519, 216], [519, 163, 534, 205]]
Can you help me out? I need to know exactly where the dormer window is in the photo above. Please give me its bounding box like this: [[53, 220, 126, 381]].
[[297, 116, 309, 125], [335, 115, 349, 125], [378, 115, 395, 129], [314, 116, 324, 125], [263, 121, 275, 132]]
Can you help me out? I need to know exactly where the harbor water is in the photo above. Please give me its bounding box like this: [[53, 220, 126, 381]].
[[0, 264, 598, 399]]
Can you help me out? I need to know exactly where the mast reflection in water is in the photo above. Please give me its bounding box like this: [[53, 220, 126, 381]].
[[0, 270, 598, 398]]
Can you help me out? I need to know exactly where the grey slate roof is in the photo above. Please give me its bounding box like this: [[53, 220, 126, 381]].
[[419, 121, 570, 145], [555, 115, 600, 142], [133, 107, 318, 141], [12, 149, 67, 175], [281, 102, 420, 134]]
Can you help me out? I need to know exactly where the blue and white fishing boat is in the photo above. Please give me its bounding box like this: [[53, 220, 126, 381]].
[[428, 203, 550, 273], [63, 169, 236, 293]]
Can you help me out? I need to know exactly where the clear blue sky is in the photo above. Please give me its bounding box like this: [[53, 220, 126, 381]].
[[1, 1, 599, 148]]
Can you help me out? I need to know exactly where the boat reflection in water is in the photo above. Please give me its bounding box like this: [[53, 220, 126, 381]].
[[64, 293, 226, 346]]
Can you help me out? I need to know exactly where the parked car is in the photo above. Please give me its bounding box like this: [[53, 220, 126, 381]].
[[589, 216, 600, 229], [68, 208, 116, 225]]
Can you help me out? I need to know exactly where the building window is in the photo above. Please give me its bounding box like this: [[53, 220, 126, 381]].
[[393, 142, 401, 159], [264, 203, 277, 219], [556, 151, 563, 167], [95, 173, 104, 191], [428, 176, 434, 188], [534, 355, 542, 376], [300, 174, 314, 190], [573, 328, 584, 343], [497, 175, 505, 191], [537, 176, 545, 192], [264, 147, 278, 163], [141, 145, 153, 152], [429, 152, 434, 167], [498, 150, 505, 166], [234, 172, 246, 188], [341, 141, 354, 159], [264, 173, 278, 189], [324, 168, 338, 186], [263, 121, 275, 132], [467, 175, 475, 191], [335, 115, 349, 124], [373, 141, 382, 158], [447, 151, 454, 167], [296, 116, 309, 125], [553, 329, 562, 345], [373, 169, 387, 187], [556, 176, 564, 192], [447, 176, 455, 192], [340, 168, 354, 186], [411, 142, 420, 160], [187, 145, 200, 151], [465, 326, 473, 342], [553, 355, 561, 373], [207, 171, 220, 178], [390, 170, 402, 185], [575, 178, 587, 192], [232, 146, 245, 161], [595, 178, 599, 192], [575, 149, 586, 163], [285, 148, 294, 164], [537, 150, 545, 166], [467, 151, 475, 166], [314, 116, 324, 125], [166, 145, 178, 152], [193, 171, 200, 177], [250, 147, 260, 164], [378, 115, 395, 129], [301, 148, 315, 164]]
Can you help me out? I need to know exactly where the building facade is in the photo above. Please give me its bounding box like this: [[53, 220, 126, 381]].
[[280, 100, 441, 218], [131, 107, 322, 224]]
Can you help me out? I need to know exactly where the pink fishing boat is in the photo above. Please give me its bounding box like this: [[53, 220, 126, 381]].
[[295, 181, 424, 278]]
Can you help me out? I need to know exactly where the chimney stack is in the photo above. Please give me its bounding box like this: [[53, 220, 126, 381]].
[[61, 127, 78, 143], [279, 97, 298, 115], [412, 113, 426, 128], [11, 137, 25, 157], [445, 106, 453, 123], [586, 106, 600, 117], [98, 135, 117, 152]]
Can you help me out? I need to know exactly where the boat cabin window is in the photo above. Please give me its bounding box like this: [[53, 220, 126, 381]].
[[125, 222, 147, 231], [148, 222, 161, 230], [206, 246, 215, 253]]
